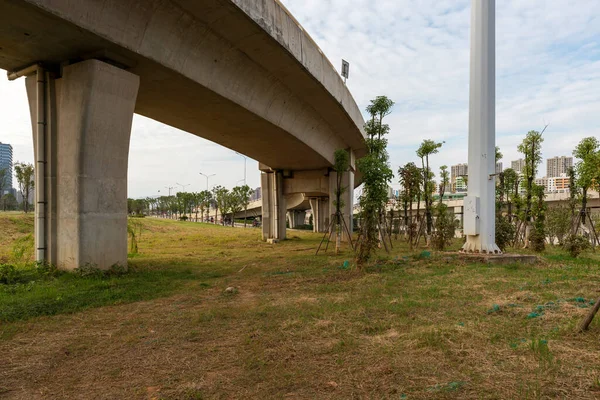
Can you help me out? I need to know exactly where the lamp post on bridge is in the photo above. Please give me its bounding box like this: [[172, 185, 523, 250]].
[[235, 152, 247, 186]]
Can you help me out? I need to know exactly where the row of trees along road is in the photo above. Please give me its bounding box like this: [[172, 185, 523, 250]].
[[394, 128, 600, 255], [0, 162, 34, 212], [128, 184, 254, 227]]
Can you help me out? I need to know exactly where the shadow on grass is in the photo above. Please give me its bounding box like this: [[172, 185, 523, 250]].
[[0, 263, 211, 323]]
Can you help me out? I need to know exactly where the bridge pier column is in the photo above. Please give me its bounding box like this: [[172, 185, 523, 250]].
[[328, 169, 354, 241], [25, 59, 139, 270], [287, 210, 306, 229], [261, 171, 287, 241], [309, 197, 330, 233]]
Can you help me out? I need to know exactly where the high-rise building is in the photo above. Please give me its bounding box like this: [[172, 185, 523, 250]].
[[0, 142, 13, 194], [495, 162, 503, 174], [546, 156, 573, 178], [454, 176, 468, 193], [511, 158, 526, 173], [450, 163, 468, 193]]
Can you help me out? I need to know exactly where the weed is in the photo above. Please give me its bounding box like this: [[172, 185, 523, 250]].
[[0, 264, 22, 284]]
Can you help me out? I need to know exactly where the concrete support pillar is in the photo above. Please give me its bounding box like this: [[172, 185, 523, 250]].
[[26, 59, 139, 270], [287, 210, 306, 229], [261, 171, 286, 241], [328, 168, 355, 241], [309, 197, 330, 233]]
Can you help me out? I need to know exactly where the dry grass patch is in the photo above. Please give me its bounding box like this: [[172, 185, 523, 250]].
[[1, 214, 600, 399]]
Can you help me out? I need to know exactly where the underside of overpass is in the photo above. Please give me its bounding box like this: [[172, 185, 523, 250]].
[[0, 0, 365, 269]]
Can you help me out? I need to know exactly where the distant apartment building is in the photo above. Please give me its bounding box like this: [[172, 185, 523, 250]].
[[536, 173, 570, 193], [454, 176, 468, 193], [495, 162, 503, 174], [511, 158, 526, 173], [450, 163, 468, 193], [535, 177, 548, 192], [546, 156, 573, 178], [0, 142, 13, 194], [249, 187, 262, 202]]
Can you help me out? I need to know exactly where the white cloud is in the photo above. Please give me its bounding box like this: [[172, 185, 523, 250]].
[[282, 0, 600, 179], [1, 0, 599, 196]]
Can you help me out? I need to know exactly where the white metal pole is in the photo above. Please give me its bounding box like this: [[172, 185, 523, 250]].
[[462, 0, 500, 254]]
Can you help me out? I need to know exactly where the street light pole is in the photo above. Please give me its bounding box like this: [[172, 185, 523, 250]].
[[235, 152, 247, 186], [164, 186, 174, 218], [175, 182, 190, 193], [199, 172, 216, 191]]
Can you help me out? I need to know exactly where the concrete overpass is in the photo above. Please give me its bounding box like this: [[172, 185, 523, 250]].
[[0, 0, 365, 269]]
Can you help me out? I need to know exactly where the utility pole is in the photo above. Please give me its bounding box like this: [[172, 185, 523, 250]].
[[199, 172, 216, 191], [462, 0, 500, 254]]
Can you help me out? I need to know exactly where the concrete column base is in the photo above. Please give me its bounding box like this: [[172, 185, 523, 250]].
[[287, 210, 306, 229], [261, 171, 287, 241], [309, 197, 330, 233], [26, 59, 139, 270]]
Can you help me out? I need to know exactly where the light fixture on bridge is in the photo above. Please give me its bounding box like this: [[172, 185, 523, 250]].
[[341, 59, 350, 84]]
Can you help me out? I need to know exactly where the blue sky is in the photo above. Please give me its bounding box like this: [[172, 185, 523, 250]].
[[1, 0, 599, 196]]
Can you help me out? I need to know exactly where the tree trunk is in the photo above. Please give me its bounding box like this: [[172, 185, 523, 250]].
[[579, 297, 600, 332], [581, 188, 588, 228]]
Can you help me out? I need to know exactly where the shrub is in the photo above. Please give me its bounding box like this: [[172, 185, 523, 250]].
[[179, 215, 188, 221], [563, 234, 591, 258], [35, 261, 60, 279], [495, 214, 515, 252], [431, 204, 456, 251], [529, 221, 545, 253]]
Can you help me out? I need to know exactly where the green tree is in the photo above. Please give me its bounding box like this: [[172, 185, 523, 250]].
[[495, 146, 503, 164], [2, 193, 17, 211], [573, 137, 600, 229], [517, 130, 544, 247], [0, 167, 8, 210], [529, 184, 547, 252], [356, 96, 394, 264], [197, 190, 213, 223], [233, 185, 253, 228], [398, 162, 421, 246], [546, 205, 571, 246], [13, 162, 34, 213], [438, 165, 449, 204], [416, 139, 443, 242], [332, 149, 350, 254], [229, 186, 251, 226], [567, 166, 578, 220], [213, 186, 229, 225], [431, 204, 456, 251]]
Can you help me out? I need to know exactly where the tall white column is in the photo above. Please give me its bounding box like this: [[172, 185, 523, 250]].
[[462, 0, 500, 254]]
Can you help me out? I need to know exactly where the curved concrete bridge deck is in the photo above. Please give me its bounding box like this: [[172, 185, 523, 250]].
[[0, 0, 365, 269]]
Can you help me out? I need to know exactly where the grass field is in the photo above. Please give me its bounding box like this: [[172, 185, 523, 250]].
[[1, 212, 600, 399]]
